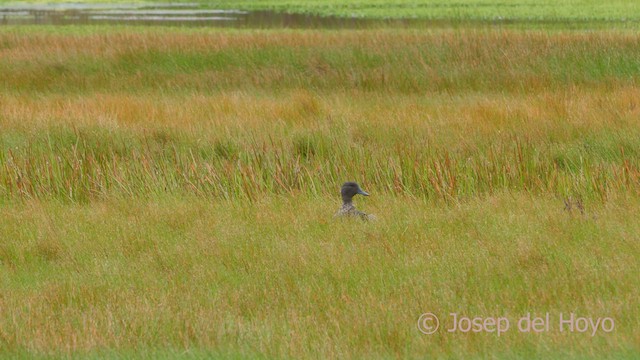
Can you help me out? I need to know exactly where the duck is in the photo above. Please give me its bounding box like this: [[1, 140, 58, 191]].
[[335, 182, 374, 220]]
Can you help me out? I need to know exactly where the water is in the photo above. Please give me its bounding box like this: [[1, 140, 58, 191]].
[[0, 2, 381, 28]]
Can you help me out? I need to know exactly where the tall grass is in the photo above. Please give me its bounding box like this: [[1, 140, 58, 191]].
[[1, 116, 639, 202], [2, 30, 640, 94], [1, 29, 639, 202]]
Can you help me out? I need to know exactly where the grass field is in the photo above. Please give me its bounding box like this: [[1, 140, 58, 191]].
[[0, 23, 639, 359], [206, 0, 640, 22]]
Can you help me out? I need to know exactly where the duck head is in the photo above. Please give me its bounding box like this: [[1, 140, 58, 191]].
[[341, 182, 369, 204]]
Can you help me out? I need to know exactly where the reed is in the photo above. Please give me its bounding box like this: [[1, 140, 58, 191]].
[[1, 121, 639, 202]]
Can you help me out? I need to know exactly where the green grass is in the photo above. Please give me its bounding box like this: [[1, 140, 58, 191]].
[[206, 0, 640, 22], [0, 26, 638, 358], [1, 194, 638, 358]]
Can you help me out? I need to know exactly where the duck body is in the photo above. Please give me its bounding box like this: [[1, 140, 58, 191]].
[[336, 203, 370, 220]]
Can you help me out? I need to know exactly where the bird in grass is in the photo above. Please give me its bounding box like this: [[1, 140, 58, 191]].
[[335, 182, 374, 220]]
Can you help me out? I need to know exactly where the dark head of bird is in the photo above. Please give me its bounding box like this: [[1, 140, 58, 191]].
[[341, 182, 369, 205]]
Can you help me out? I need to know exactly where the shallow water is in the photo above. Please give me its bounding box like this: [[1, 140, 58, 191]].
[[1, 2, 620, 30], [0, 2, 380, 28]]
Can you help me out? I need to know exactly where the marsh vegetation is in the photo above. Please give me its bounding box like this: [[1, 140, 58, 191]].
[[0, 16, 638, 360]]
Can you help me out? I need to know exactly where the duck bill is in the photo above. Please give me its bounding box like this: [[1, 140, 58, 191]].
[[357, 189, 369, 196]]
